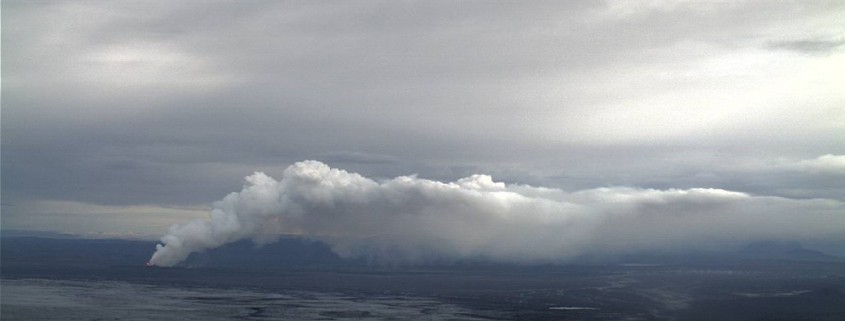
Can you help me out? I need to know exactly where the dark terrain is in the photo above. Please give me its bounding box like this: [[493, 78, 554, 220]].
[[2, 235, 844, 321]]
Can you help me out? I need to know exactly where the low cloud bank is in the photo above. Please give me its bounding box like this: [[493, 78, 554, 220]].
[[149, 161, 845, 266]]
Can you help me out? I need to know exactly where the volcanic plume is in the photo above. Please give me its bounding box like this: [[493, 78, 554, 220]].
[[149, 161, 845, 266]]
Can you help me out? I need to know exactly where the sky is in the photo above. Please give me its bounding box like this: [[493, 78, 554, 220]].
[[2, 1, 844, 259]]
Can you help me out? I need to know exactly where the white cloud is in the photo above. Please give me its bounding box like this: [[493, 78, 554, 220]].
[[792, 154, 845, 174]]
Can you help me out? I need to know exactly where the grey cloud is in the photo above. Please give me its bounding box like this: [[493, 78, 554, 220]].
[[319, 151, 400, 165], [767, 39, 845, 54], [2, 1, 844, 235]]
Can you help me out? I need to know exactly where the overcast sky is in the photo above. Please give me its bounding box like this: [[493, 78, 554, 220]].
[[2, 1, 844, 241]]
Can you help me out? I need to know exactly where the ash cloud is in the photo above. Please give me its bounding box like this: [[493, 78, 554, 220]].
[[149, 161, 845, 266]]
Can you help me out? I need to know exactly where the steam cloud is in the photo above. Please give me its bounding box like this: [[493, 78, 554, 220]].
[[149, 161, 845, 266]]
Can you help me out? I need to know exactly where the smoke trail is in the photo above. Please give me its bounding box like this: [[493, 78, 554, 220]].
[[149, 161, 845, 266]]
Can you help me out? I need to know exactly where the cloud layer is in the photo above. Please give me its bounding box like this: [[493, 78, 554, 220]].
[[3, 2, 843, 239], [150, 161, 845, 266]]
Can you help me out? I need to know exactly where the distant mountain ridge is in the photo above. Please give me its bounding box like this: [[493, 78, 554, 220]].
[[182, 238, 362, 268], [737, 240, 839, 262], [1, 235, 840, 270], [0, 229, 82, 239]]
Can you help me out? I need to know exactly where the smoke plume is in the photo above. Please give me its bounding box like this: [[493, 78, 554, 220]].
[[149, 161, 845, 266]]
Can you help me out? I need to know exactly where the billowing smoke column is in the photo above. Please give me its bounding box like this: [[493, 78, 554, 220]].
[[149, 161, 845, 266]]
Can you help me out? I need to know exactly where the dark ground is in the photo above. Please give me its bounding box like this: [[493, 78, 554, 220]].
[[2, 236, 845, 321]]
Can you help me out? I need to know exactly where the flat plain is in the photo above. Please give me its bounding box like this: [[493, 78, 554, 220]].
[[3, 237, 844, 321]]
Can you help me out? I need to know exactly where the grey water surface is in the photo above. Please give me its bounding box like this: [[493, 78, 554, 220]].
[[2, 278, 490, 321]]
